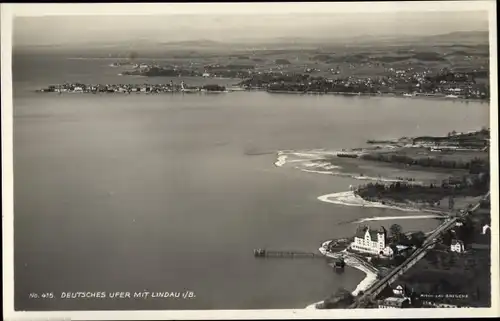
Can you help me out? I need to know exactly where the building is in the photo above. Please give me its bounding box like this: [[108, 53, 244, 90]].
[[333, 257, 346, 270], [381, 246, 394, 258], [378, 297, 411, 308], [450, 239, 465, 253], [392, 285, 406, 297], [350, 226, 387, 255]]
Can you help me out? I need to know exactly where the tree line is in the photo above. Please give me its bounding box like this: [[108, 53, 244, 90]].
[[355, 173, 489, 204], [360, 153, 489, 174]]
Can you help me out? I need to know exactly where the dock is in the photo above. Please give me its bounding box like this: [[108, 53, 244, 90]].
[[253, 249, 324, 258]]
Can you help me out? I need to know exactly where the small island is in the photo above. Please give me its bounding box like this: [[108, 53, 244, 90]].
[[35, 81, 241, 94]]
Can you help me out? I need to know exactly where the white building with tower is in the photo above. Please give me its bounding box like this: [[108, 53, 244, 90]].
[[350, 226, 389, 256]]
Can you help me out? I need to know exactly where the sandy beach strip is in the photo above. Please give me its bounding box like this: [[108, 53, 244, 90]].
[[317, 190, 446, 214], [274, 155, 288, 167], [298, 164, 425, 185], [345, 257, 378, 297], [274, 150, 328, 167], [274, 156, 315, 167], [300, 169, 339, 175], [305, 247, 378, 309], [318, 191, 416, 211]]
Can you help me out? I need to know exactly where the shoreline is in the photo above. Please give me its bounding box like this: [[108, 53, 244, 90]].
[[33, 86, 489, 103], [317, 191, 447, 215], [276, 148, 453, 310], [354, 214, 445, 223], [302, 169, 424, 185], [273, 150, 432, 186], [265, 90, 488, 103], [305, 246, 378, 309], [35, 90, 232, 95], [293, 129, 487, 310]]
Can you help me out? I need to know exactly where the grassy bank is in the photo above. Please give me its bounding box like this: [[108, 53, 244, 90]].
[[355, 174, 488, 206], [316, 129, 489, 212]]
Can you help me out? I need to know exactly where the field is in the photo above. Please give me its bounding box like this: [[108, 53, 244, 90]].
[[25, 31, 489, 83], [386, 204, 491, 308], [370, 147, 488, 163], [396, 244, 491, 307], [319, 156, 467, 185]]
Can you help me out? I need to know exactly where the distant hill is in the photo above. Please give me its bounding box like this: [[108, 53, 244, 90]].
[[412, 31, 489, 45], [14, 30, 489, 56]]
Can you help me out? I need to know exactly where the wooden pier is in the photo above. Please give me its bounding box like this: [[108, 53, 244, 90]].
[[253, 249, 324, 258]]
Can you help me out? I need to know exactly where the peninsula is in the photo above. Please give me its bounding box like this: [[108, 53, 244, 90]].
[[308, 128, 490, 309]]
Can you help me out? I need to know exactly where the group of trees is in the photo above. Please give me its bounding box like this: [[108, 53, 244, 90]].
[[425, 246, 491, 307], [201, 84, 226, 92], [321, 287, 355, 309], [356, 172, 489, 205], [361, 153, 489, 174], [356, 181, 449, 204], [389, 224, 426, 248], [438, 215, 475, 246], [238, 73, 311, 88]]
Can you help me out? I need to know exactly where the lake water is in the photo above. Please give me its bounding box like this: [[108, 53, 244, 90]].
[[12, 55, 490, 310]]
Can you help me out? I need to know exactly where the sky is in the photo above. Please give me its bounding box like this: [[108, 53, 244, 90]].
[[12, 10, 489, 47]]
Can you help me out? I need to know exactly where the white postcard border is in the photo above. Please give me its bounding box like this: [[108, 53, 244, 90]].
[[2, 2, 498, 320]]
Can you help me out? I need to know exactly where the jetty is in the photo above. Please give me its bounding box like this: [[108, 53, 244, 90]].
[[253, 249, 324, 258]]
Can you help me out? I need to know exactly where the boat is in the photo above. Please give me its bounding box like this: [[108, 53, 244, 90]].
[[333, 257, 346, 270], [445, 94, 459, 99]]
